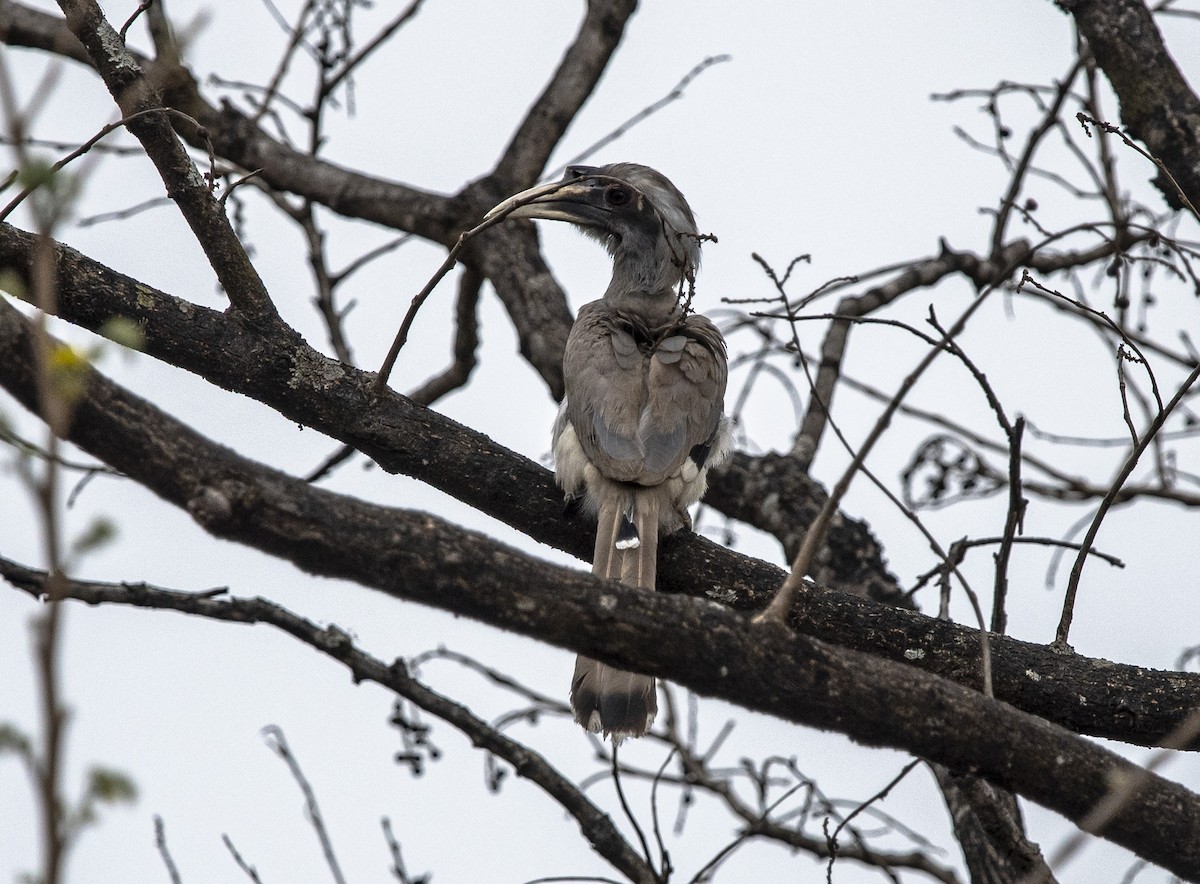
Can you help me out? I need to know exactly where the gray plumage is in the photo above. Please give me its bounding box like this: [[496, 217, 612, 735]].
[[488, 163, 731, 740]]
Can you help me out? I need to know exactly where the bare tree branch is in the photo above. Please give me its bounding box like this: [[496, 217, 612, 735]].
[[56, 0, 278, 323], [2, 303, 1200, 878], [0, 222, 1197, 751]]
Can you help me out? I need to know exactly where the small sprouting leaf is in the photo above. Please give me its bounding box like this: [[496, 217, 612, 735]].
[[17, 157, 84, 228], [0, 270, 27, 300], [48, 342, 91, 405], [97, 316, 146, 353], [86, 766, 137, 805], [15, 157, 58, 191], [70, 516, 117, 559], [0, 722, 32, 756]]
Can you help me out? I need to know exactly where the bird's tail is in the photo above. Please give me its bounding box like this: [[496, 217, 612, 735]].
[[571, 490, 659, 741]]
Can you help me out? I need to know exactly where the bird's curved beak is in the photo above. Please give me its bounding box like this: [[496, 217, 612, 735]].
[[484, 177, 605, 227]]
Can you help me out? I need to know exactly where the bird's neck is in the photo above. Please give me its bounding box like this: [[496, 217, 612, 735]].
[[603, 279, 682, 325], [603, 241, 687, 324]]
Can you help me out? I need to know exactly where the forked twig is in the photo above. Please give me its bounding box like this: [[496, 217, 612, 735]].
[[754, 275, 1000, 624], [1054, 359, 1200, 647], [1077, 112, 1200, 219], [825, 759, 921, 882], [750, 257, 998, 694]]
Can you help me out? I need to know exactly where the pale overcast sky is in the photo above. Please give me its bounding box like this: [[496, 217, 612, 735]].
[[3, 2, 1199, 882]]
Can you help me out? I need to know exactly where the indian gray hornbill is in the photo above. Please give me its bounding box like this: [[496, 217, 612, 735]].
[[487, 163, 731, 741]]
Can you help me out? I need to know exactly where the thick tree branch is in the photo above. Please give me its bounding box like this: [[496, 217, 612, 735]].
[[0, 222, 1197, 751], [0, 0, 90, 65], [0, 1, 578, 394], [932, 766, 1055, 884], [55, 0, 277, 323], [0, 299, 1198, 877], [2, 562, 973, 884]]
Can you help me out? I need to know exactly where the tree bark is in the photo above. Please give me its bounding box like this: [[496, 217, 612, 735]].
[[0, 222, 1195, 752], [2, 295, 1200, 878], [1058, 0, 1200, 213]]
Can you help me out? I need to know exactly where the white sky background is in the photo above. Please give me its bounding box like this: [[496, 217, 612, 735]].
[[2, 1, 1199, 882]]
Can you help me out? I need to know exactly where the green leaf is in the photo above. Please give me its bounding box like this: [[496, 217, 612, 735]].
[[0, 721, 32, 756], [0, 269, 27, 300], [85, 766, 137, 805], [48, 342, 91, 406], [70, 516, 117, 559], [15, 157, 58, 191], [97, 316, 146, 353]]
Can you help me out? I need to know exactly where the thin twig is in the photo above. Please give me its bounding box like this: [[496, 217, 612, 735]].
[[77, 196, 172, 227], [331, 232, 413, 285], [218, 169, 264, 209], [610, 747, 655, 876], [222, 834, 263, 883], [1054, 358, 1200, 647], [0, 107, 187, 224], [380, 817, 427, 884], [2, 570, 652, 881], [755, 275, 998, 620], [118, 0, 154, 42], [251, 0, 317, 125], [304, 443, 356, 483], [261, 726, 347, 884], [154, 815, 183, 884], [545, 55, 731, 180], [649, 748, 675, 880], [751, 256, 997, 694], [688, 781, 811, 883], [990, 59, 1085, 258], [825, 759, 921, 883], [1077, 112, 1200, 219], [322, 0, 425, 99], [406, 267, 482, 406]]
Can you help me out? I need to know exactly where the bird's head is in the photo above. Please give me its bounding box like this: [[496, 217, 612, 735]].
[[487, 163, 701, 305]]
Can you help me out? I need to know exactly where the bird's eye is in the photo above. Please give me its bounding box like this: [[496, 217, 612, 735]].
[[605, 184, 632, 207]]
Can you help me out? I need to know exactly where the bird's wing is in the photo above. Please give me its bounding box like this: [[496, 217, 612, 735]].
[[563, 301, 647, 482], [639, 314, 727, 483], [564, 302, 727, 485]]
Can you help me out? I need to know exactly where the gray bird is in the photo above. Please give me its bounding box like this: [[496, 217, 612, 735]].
[[487, 163, 731, 741]]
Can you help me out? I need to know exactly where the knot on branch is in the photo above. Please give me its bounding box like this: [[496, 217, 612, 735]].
[[187, 486, 233, 527]]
